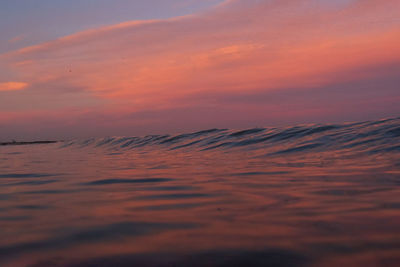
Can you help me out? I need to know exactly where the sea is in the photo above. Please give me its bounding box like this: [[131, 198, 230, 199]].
[[0, 118, 399, 267]]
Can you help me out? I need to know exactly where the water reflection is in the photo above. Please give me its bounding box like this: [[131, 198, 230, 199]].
[[0, 119, 399, 266]]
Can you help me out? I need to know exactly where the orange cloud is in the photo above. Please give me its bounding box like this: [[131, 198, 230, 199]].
[[0, 82, 28, 91]]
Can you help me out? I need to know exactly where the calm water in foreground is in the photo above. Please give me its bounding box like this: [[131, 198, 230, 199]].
[[1, 118, 400, 267]]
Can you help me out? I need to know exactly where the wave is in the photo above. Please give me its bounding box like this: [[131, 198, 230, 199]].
[[60, 117, 400, 156]]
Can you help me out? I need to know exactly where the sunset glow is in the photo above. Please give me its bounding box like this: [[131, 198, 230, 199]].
[[1, 2, 400, 266], [1, 0, 399, 139]]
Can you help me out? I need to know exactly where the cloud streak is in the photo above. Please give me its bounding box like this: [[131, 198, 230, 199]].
[[0, 82, 28, 91]]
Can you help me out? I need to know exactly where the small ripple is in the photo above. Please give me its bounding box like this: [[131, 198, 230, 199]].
[[229, 128, 265, 137], [272, 143, 323, 155], [130, 202, 206, 211], [304, 125, 339, 135], [139, 185, 199, 191], [85, 178, 174, 185], [0, 222, 198, 258], [138, 193, 211, 200], [15, 205, 50, 210], [170, 140, 202, 150], [386, 126, 400, 137], [231, 171, 291, 176], [8, 180, 58, 186], [312, 188, 390, 196], [342, 138, 381, 149], [0, 173, 58, 179], [39, 249, 309, 267], [0, 216, 32, 221], [20, 189, 78, 195]]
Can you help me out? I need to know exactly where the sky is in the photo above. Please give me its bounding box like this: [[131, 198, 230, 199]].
[[0, 0, 399, 140]]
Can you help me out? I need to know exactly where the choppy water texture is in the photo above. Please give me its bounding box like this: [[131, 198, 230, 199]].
[[1, 118, 400, 267]]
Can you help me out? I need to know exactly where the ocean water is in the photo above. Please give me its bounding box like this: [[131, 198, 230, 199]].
[[0, 118, 399, 267]]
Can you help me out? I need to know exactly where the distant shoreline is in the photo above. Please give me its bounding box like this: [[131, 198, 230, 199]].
[[0, 141, 58, 146]]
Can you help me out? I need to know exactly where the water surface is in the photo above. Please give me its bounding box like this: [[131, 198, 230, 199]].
[[1, 118, 400, 266]]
